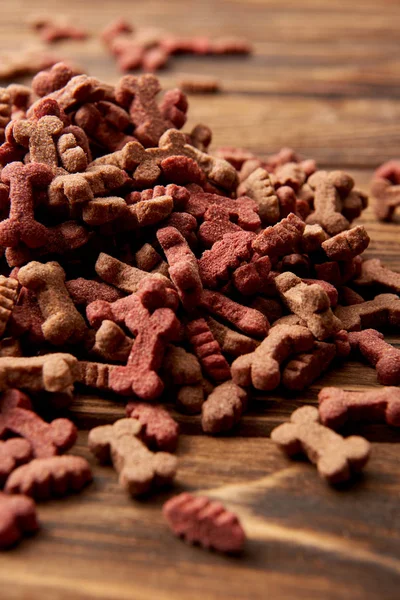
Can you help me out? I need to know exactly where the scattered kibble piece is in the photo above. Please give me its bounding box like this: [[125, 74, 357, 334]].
[[0, 492, 39, 549]]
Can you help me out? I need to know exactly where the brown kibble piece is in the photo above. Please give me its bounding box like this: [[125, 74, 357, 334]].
[[334, 293, 400, 331], [318, 386, 400, 429], [0, 354, 77, 393], [271, 405, 370, 483], [5, 455, 92, 499], [198, 231, 254, 289], [76, 361, 114, 392], [282, 341, 336, 391], [354, 259, 400, 294], [231, 324, 314, 390], [162, 345, 202, 385], [205, 316, 259, 357], [0, 492, 39, 549], [306, 170, 352, 235], [18, 261, 87, 345], [95, 253, 168, 294], [371, 160, 400, 222], [163, 492, 245, 553], [88, 418, 177, 496], [0, 276, 18, 338], [237, 168, 280, 224], [201, 380, 247, 434], [126, 402, 179, 452], [179, 78, 220, 94], [321, 226, 370, 261], [186, 318, 231, 382], [275, 272, 342, 340], [91, 320, 133, 363], [301, 224, 328, 254]]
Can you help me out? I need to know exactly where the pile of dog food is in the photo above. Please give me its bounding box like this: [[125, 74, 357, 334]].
[[0, 63, 399, 553]]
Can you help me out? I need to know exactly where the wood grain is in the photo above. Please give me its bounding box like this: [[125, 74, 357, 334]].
[[1, 1, 400, 599]]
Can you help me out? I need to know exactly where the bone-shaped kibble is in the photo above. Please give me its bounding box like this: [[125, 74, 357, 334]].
[[370, 160, 400, 222], [198, 204, 242, 248], [205, 316, 259, 357], [157, 226, 203, 310], [0, 353, 77, 393], [5, 455, 92, 499], [92, 129, 238, 191], [18, 261, 87, 346], [43, 74, 111, 112], [115, 74, 187, 147], [163, 492, 245, 553], [232, 255, 272, 296], [0, 389, 77, 458], [126, 402, 179, 452], [0, 276, 18, 338], [57, 131, 88, 173], [306, 170, 352, 235], [185, 188, 260, 231], [318, 386, 400, 429], [186, 318, 231, 382], [65, 278, 123, 306], [237, 167, 280, 224], [281, 341, 336, 391], [95, 253, 168, 294], [12, 106, 64, 170], [271, 406, 370, 483], [200, 290, 269, 338], [0, 492, 38, 549], [88, 418, 177, 496], [74, 101, 134, 153], [198, 231, 254, 289], [32, 62, 80, 97], [354, 258, 400, 294], [201, 380, 247, 434], [231, 324, 314, 390], [334, 293, 400, 331], [162, 344, 202, 386], [0, 438, 32, 486], [321, 225, 370, 261], [252, 213, 305, 258], [348, 328, 400, 385], [109, 293, 181, 399], [0, 161, 53, 249], [275, 272, 342, 340], [76, 361, 114, 391]]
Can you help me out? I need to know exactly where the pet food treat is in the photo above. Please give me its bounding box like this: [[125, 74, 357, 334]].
[[205, 316, 259, 357], [318, 386, 400, 428], [0, 161, 53, 251], [200, 290, 269, 338], [306, 171, 352, 235], [31, 16, 88, 43], [0, 354, 77, 393], [126, 402, 179, 452], [5, 455, 92, 499], [0, 439, 32, 486], [95, 253, 167, 294], [163, 492, 245, 553], [201, 380, 247, 434], [157, 226, 203, 310], [232, 256, 272, 296], [271, 405, 370, 483], [162, 344, 202, 385], [91, 320, 132, 363], [18, 261, 87, 345], [198, 230, 254, 289], [0, 389, 77, 458], [179, 78, 220, 94], [32, 62, 80, 97], [186, 318, 231, 382], [65, 278, 123, 306], [275, 272, 342, 340], [231, 324, 314, 390], [321, 226, 370, 261], [88, 418, 177, 496], [334, 293, 400, 331], [354, 258, 400, 294], [250, 297, 282, 323], [198, 204, 242, 248], [0, 46, 59, 80], [371, 160, 400, 222], [348, 328, 400, 385], [237, 167, 280, 224], [302, 279, 338, 308], [76, 361, 114, 391], [281, 341, 336, 391], [0, 276, 18, 337], [301, 224, 328, 254], [109, 293, 181, 399], [252, 213, 305, 258], [0, 492, 38, 549]]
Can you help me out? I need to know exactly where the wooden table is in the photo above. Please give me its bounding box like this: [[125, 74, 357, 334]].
[[1, 1, 400, 598]]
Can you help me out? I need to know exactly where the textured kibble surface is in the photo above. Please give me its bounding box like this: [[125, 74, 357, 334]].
[[1, 6, 400, 598]]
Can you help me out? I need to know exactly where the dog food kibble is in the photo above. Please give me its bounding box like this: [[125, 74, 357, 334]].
[[0, 62, 397, 553]]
